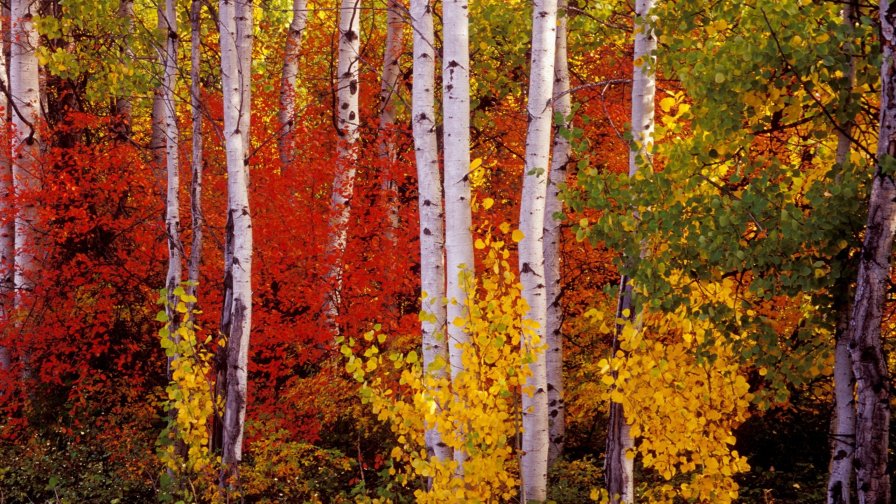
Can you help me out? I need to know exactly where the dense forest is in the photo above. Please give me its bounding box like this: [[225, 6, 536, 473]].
[[0, 0, 893, 502]]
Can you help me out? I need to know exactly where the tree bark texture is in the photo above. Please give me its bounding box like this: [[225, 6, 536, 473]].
[[411, 0, 451, 463], [278, 0, 308, 168], [519, 0, 557, 500], [218, 0, 253, 482], [187, 0, 204, 311], [545, 0, 571, 467], [845, 2, 896, 502]]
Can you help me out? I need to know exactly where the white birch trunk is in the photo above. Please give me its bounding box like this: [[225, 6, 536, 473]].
[[186, 0, 203, 309], [10, 0, 41, 312], [218, 0, 253, 478], [411, 0, 451, 464], [826, 5, 857, 503], [0, 40, 10, 371], [844, 2, 896, 502], [379, 0, 403, 233], [278, 0, 308, 168], [324, 0, 361, 332], [442, 0, 474, 472], [160, 0, 182, 340], [235, 0, 252, 167], [114, 0, 134, 139], [519, 0, 557, 500], [545, 0, 570, 467], [607, 0, 655, 501]]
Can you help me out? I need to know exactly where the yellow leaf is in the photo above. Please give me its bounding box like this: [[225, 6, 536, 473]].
[[470, 157, 483, 171], [512, 229, 524, 243], [475, 238, 486, 250], [482, 197, 495, 210], [659, 97, 676, 113]]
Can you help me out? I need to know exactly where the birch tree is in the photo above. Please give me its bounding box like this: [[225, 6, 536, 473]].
[[545, 0, 570, 466], [10, 0, 42, 312], [518, 0, 557, 500], [379, 0, 403, 232], [607, 0, 655, 501], [186, 0, 203, 310], [278, 0, 308, 168], [0, 39, 10, 371], [826, 4, 858, 503], [325, 0, 361, 331], [218, 0, 253, 481], [114, 0, 134, 139], [843, 1, 896, 501], [442, 0, 474, 471], [236, 0, 252, 162], [410, 0, 451, 464]]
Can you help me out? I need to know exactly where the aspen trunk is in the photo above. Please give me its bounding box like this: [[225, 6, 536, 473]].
[[186, 0, 203, 310], [826, 4, 857, 503], [113, 0, 134, 139], [519, 0, 557, 500], [235, 0, 252, 165], [411, 0, 451, 464], [607, 0, 655, 501], [545, 0, 571, 467], [844, 2, 896, 502], [324, 0, 361, 333], [218, 0, 253, 483], [442, 0, 474, 471], [0, 38, 10, 371], [379, 0, 403, 233], [278, 0, 308, 168], [10, 0, 42, 313]]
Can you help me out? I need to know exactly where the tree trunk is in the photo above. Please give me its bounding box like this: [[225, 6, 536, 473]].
[[545, 0, 571, 467], [236, 0, 252, 167], [443, 0, 474, 472], [113, 0, 134, 140], [278, 0, 308, 169], [606, 0, 655, 501], [845, 3, 896, 502], [0, 36, 11, 371], [324, 0, 361, 333], [379, 0, 403, 234], [826, 4, 857, 503], [10, 0, 42, 314], [519, 0, 557, 501], [186, 0, 203, 312], [218, 0, 253, 485], [411, 0, 451, 464]]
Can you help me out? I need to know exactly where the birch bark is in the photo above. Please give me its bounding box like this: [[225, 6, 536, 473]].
[[826, 4, 857, 503], [218, 0, 253, 481], [186, 0, 203, 310], [607, 0, 655, 502], [844, 2, 896, 502], [519, 0, 557, 500], [0, 38, 10, 371], [442, 0, 474, 471], [278, 0, 308, 168], [379, 0, 403, 233], [10, 0, 42, 313], [410, 0, 451, 464], [114, 0, 134, 139], [325, 0, 361, 332], [545, 0, 571, 467]]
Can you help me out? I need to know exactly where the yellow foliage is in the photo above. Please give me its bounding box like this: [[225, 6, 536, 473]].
[[344, 235, 536, 502]]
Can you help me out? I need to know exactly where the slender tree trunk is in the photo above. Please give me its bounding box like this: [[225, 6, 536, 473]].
[[411, 0, 451, 464], [186, 0, 203, 311], [150, 3, 167, 199], [235, 0, 252, 167], [278, 0, 308, 169], [845, 2, 896, 502], [545, 0, 571, 467], [160, 0, 182, 350], [607, 0, 655, 502], [826, 4, 858, 503], [0, 37, 11, 371], [379, 0, 403, 234], [324, 0, 361, 333], [10, 0, 42, 314], [114, 0, 134, 139], [443, 0, 474, 472], [519, 0, 557, 501], [218, 0, 253, 485]]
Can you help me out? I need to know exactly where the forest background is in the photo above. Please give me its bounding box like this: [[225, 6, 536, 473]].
[[0, 0, 893, 502]]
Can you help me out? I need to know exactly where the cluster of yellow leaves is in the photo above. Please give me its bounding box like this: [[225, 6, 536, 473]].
[[593, 275, 752, 503], [158, 287, 219, 476], [343, 231, 535, 503]]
